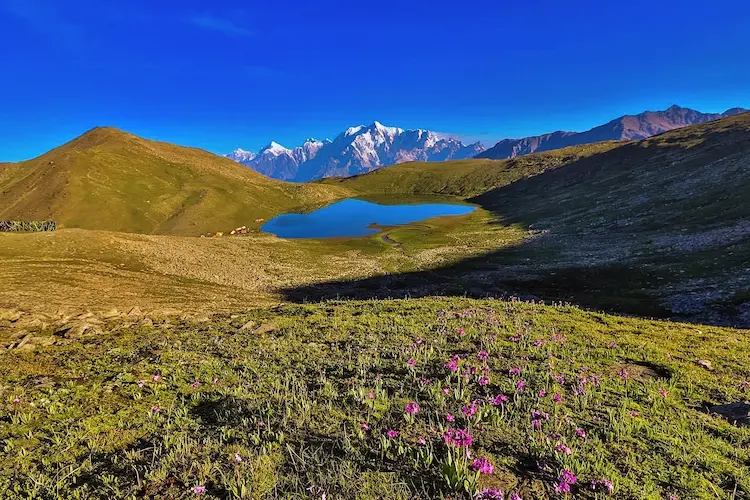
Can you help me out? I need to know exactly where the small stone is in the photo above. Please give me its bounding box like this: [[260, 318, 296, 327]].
[[127, 307, 143, 318], [102, 308, 121, 319], [240, 320, 257, 331], [697, 360, 713, 370]]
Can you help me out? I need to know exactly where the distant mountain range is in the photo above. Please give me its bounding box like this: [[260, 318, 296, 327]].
[[477, 105, 748, 160], [225, 121, 484, 181]]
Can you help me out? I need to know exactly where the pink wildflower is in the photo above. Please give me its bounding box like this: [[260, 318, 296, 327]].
[[492, 394, 508, 405], [442, 387, 451, 395], [137, 380, 146, 388], [420, 377, 431, 385], [471, 456, 495, 474], [555, 443, 572, 455], [618, 367, 629, 380], [152, 375, 161, 382], [192, 486, 206, 495], [458, 328, 465, 336], [478, 375, 491, 386], [477, 488, 505, 499], [509, 367, 521, 376], [367, 392, 375, 400], [12, 398, 20, 405], [360, 423, 369, 431], [407, 358, 417, 368], [462, 401, 478, 418], [559, 469, 577, 484], [446, 413, 455, 422], [516, 380, 526, 393], [405, 401, 419, 415], [575, 428, 587, 439], [509, 494, 522, 500], [191, 381, 201, 389], [234, 452, 242, 464], [477, 350, 489, 361], [386, 429, 399, 438], [552, 392, 563, 404], [538, 389, 546, 398], [150, 406, 161, 413], [630, 410, 639, 417], [554, 481, 571, 494], [658, 388, 668, 398], [443, 428, 473, 447], [418, 437, 427, 445]]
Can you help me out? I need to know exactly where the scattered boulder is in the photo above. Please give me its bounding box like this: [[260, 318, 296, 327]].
[[254, 323, 277, 334], [697, 360, 713, 371], [708, 402, 750, 426], [102, 308, 122, 319], [240, 320, 257, 331], [54, 320, 102, 339]]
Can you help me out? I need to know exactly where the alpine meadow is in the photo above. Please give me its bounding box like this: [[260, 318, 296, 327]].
[[1, 1, 750, 499]]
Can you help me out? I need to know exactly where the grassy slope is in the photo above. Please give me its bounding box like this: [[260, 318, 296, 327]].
[[0, 127, 349, 236], [321, 142, 623, 197], [1, 298, 748, 498], [468, 112, 750, 322]]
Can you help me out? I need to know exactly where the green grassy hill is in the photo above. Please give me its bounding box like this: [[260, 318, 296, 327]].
[[321, 142, 623, 197], [0, 127, 349, 235]]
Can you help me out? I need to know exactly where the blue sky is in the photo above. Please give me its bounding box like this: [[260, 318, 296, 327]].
[[1, 0, 749, 161]]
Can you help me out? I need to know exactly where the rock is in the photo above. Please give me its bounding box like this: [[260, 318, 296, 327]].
[[127, 306, 143, 318], [54, 321, 102, 339], [140, 318, 154, 328], [697, 360, 713, 370], [102, 308, 122, 319], [240, 320, 257, 331], [708, 402, 750, 426], [254, 323, 277, 334], [13, 333, 33, 350], [0, 310, 22, 322]]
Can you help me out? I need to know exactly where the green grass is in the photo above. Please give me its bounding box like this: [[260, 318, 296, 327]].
[[321, 142, 622, 198], [1, 298, 749, 498], [0, 127, 349, 236]]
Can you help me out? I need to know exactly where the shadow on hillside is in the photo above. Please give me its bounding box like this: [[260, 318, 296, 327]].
[[281, 123, 750, 327]]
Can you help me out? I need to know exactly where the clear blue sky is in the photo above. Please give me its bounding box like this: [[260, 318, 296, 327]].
[[1, 0, 749, 161]]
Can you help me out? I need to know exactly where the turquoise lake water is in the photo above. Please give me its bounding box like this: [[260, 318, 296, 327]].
[[261, 198, 476, 239]]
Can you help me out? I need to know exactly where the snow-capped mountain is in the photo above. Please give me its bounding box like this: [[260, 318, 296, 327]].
[[225, 148, 256, 163], [225, 122, 484, 181]]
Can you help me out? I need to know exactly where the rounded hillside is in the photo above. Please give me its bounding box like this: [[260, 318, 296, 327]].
[[0, 127, 349, 235]]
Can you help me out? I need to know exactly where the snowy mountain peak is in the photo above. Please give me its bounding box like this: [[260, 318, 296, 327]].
[[226, 122, 485, 181], [262, 141, 292, 156], [224, 148, 256, 163], [344, 125, 364, 137]]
